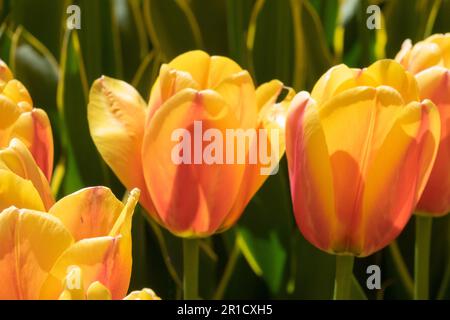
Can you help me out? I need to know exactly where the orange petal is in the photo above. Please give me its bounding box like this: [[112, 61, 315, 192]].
[[286, 92, 336, 252], [416, 67, 450, 215], [40, 236, 130, 300], [142, 89, 245, 236], [0, 138, 54, 210], [48, 187, 124, 241], [88, 76, 155, 214], [9, 109, 54, 180], [0, 207, 73, 299], [360, 100, 440, 255], [222, 82, 295, 230]]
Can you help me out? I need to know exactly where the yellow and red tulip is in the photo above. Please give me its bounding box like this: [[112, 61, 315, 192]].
[[0, 59, 53, 181], [396, 33, 450, 216], [0, 182, 139, 300], [285, 59, 440, 257], [88, 50, 293, 237]]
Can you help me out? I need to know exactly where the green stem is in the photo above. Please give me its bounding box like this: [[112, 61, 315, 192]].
[[183, 238, 199, 300], [333, 255, 355, 300], [414, 215, 433, 300], [389, 240, 414, 297], [213, 242, 240, 300]]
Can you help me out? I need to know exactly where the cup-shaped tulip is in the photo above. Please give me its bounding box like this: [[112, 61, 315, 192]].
[[0, 59, 53, 180], [285, 60, 440, 257], [0, 186, 139, 300], [396, 33, 450, 216], [88, 50, 293, 237]]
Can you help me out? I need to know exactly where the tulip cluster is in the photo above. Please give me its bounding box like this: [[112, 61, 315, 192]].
[[1, 29, 449, 300], [0, 61, 158, 300]]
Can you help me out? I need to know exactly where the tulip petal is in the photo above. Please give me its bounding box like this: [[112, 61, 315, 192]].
[[222, 83, 295, 230], [285, 92, 337, 251], [213, 70, 257, 129], [142, 88, 245, 236], [0, 207, 73, 299], [0, 169, 46, 212], [0, 95, 21, 131], [415, 67, 450, 215], [88, 76, 155, 214], [48, 187, 124, 241], [124, 288, 161, 300], [318, 86, 421, 254], [0, 138, 54, 210], [40, 236, 129, 300], [361, 99, 440, 255], [86, 281, 112, 300], [9, 109, 54, 181], [2, 80, 33, 111], [364, 59, 419, 103], [0, 59, 13, 87]]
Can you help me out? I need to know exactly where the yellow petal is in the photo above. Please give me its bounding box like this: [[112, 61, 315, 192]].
[[88, 76, 155, 214], [2, 80, 33, 110], [48, 186, 124, 241], [86, 281, 112, 300], [0, 59, 13, 87], [0, 207, 73, 299], [40, 236, 130, 300], [0, 138, 54, 210], [124, 288, 161, 300], [213, 70, 257, 129], [0, 169, 46, 212], [0, 94, 21, 130], [10, 109, 54, 181], [363, 59, 419, 103]]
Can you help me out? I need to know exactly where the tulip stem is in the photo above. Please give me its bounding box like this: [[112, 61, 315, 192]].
[[183, 238, 199, 300], [333, 255, 355, 300], [414, 215, 433, 300]]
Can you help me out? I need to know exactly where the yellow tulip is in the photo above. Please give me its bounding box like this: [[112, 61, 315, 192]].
[[0, 187, 139, 300], [88, 50, 293, 237], [0, 59, 53, 181], [396, 33, 450, 216], [285, 60, 440, 256]]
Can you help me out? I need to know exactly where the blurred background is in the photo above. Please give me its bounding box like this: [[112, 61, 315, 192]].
[[0, 0, 448, 299]]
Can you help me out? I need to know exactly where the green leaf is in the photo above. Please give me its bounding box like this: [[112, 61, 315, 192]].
[[143, 0, 202, 62], [9, 0, 67, 58], [235, 159, 293, 295], [57, 30, 107, 193]]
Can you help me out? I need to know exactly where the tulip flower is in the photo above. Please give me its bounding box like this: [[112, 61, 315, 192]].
[[0, 59, 54, 181], [396, 33, 450, 300], [0, 185, 139, 300], [396, 33, 450, 217], [285, 60, 440, 299], [88, 50, 293, 237], [88, 50, 293, 299]]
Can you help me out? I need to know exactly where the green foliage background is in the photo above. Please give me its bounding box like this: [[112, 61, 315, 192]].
[[0, 0, 448, 299]]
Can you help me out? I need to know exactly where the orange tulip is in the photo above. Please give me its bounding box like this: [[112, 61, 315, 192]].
[[396, 33, 450, 216], [88, 50, 293, 237], [0, 59, 53, 180], [285, 60, 440, 257], [0, 186, 139, 300]]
